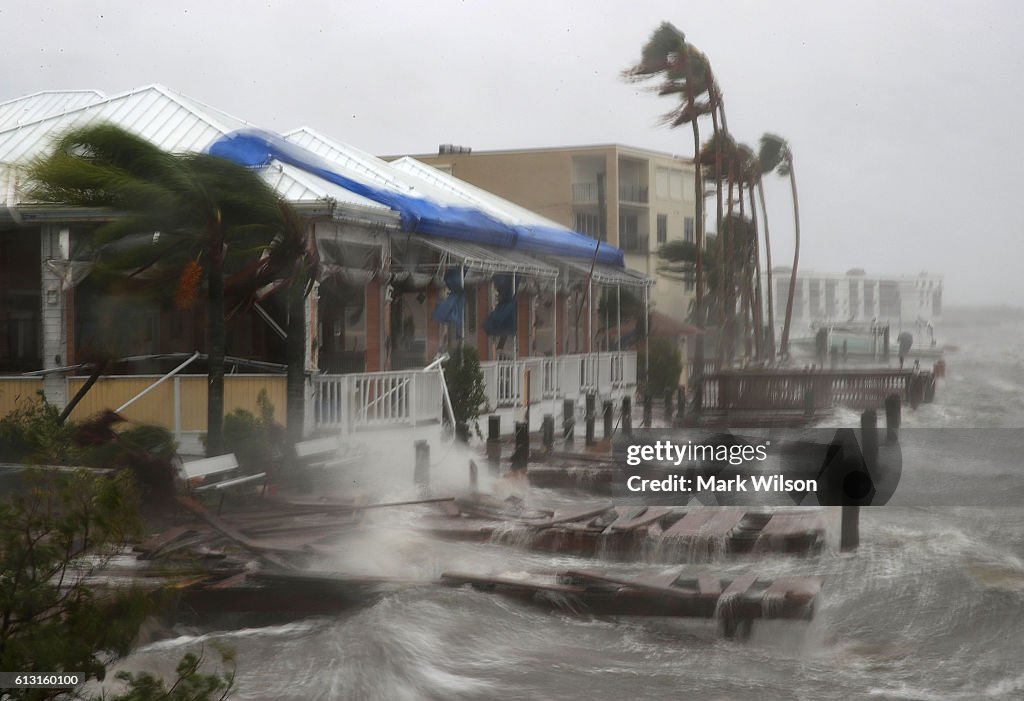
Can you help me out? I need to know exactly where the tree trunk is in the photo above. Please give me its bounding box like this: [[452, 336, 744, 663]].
[[709, 94, 725, 365], [748, 186, 764, 359], [780, 160, 801, 357], [206, 234, 226, 457], [757, 179, 776, 359], [286, 264, 307, 445]]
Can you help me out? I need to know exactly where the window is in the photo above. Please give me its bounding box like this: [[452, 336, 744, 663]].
[[656, 214, 667, 245], [683, 216, 694, 243], [574, 211, 603, 240], [655, 167, 685, 201]]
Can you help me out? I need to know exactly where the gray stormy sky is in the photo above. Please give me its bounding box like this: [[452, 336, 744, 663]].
[[2, 0, 1022, 306]]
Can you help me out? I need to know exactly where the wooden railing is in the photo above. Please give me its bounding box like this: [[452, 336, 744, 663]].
[[697, 368, 934, 412]]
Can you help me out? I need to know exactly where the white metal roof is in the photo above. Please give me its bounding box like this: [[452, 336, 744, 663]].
[[0, 85, 391, 216], [415, 237, 559, 279], [0, 90, 107, 132]]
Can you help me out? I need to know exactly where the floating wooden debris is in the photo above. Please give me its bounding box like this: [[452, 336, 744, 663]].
[[421, 500, 825, 561], [441, 568, 823, 637]]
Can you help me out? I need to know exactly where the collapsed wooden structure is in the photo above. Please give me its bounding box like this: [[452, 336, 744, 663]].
[[421, 498, 826, 561], [441, 569, 823, 638]]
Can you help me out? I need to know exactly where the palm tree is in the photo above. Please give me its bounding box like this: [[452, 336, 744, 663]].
[[759, 133, 800, 357], [29, 123, 286, 455], [623, 22, 714, 377], [229, 201, 319, 444]]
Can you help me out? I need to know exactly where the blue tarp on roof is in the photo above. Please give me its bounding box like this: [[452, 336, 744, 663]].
[[208, 128, 624, 267]]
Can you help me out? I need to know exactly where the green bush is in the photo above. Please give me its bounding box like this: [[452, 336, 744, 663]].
[[221, 390, 284, 474], [443, 347, 488, 441], [638, 338, 683, 399], [0, 393, 74, 464]]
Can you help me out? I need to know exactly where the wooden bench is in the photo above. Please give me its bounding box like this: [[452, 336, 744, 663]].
[[179, 454, 266, 511], [294, 437, 363, 471]]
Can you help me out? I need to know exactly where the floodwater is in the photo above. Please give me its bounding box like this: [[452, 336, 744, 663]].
[[117, 307, 1024, 700]]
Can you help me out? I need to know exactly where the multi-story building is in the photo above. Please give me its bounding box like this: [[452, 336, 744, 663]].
[[402, 144, 698, 325], [768, 268, 943, 335]]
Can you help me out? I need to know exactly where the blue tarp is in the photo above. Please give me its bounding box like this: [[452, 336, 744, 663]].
[[208, 128, 625, 267], [483, 274, 517, 337], [433, 265, 465, 334]]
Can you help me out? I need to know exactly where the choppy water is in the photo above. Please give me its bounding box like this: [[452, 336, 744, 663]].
[[118, 307, 1024, 700]]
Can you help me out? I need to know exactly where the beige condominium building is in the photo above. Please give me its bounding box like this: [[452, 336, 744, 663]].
[[400, 144, 699, 326]]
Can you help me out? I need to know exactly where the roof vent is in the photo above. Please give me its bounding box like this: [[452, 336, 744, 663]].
[[438, 144, 472, 155]]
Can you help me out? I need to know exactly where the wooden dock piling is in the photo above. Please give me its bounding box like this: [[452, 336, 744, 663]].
[[621, 396, 632, 436], [603, 400, 614, 439], [585, 393, 596, 446], [511, 421, 529, 471], [562, 399, 575, 445], [885, 394, 901, 444], [414, 440, 430, 493]]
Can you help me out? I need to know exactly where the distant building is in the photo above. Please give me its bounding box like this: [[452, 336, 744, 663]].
[[768, 268, 943, 334], [397, 144, 699, 327]]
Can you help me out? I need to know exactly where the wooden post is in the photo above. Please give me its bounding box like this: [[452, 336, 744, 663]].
[[523, 367, 532, 430], [861, 409, 878, 469], [621, 396, 632, 437], [486, 414, 501, 473], [414, 440, 430, 494], [585, 392, 596, 446], [803, 384, 815, 418], [468, 459, 478, 492], [643, 393, 653, 428], [840, 504, 860, 552], [884, 394, 901, 444], [603, 400, 613, 439], [663, 389, 673, 424], [511, 421, 529, 471], [562, 398, 575, 445], [676, 386, 686, 418], [542, 414, 554, 451]]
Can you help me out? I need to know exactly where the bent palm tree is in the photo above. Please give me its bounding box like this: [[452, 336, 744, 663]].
[[29, 123, 285, 455], [624, 22, 714, 378], [759, 133, 800, 358]]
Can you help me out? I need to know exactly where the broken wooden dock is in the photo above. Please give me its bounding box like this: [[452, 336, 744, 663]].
[[441, 568, 823, 638], [421, 499, 825, 561]]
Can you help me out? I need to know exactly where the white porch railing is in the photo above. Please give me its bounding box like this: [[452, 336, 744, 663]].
[[480, 352, 637, 409], [315, 369, 444, 432], [315, 352, 638, 431]]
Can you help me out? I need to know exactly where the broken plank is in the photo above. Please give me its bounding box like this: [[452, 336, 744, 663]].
[[441, 571, 586, 595], [720, 572, 759, 599], [175, 495, 299, 570], [563, 569, 697, 598], [606, 506, 675, 532], [136, 526, 198, 559], [697, 574, 724, 598], [533, 503, 615, 527]]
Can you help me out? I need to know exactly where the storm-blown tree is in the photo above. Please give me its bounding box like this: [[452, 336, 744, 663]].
[[29, 124, 286, 455], [623, 22, 715, 375], [759, 132, 800, 357]]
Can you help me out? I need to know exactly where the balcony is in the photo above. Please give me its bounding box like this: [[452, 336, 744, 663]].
[[572, 182, 600, 203], [618, 183, 649, 204]]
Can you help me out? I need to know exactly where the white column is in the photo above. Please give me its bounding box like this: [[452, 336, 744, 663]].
[[303, 279, 320, 438], [40, 224, 70, 408]]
